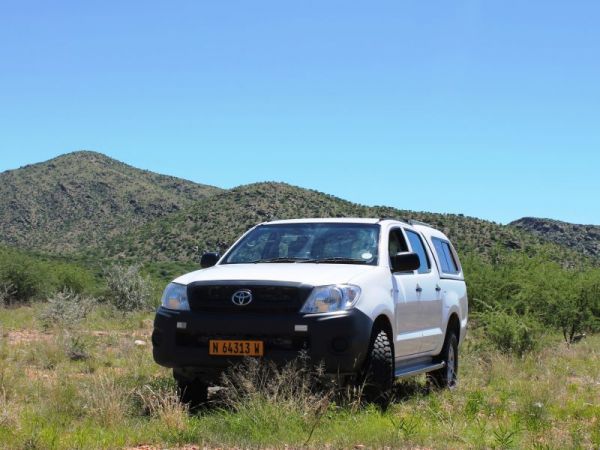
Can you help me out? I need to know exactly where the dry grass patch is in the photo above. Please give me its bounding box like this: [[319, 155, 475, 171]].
[[137, 384, 189, 432]]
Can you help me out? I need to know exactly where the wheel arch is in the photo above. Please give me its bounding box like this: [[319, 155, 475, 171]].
[[373, 314, 393, 336], [372, 314, 394, 358], [446, 312, 461, 343]]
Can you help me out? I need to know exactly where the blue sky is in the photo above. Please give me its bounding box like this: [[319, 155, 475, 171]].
[[1, 1, 599, 224]]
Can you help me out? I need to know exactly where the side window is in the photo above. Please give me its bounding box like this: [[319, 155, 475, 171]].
[[432, 238, 460, 274], [405, 230, 431, 274], [388, 228, 408, 262]]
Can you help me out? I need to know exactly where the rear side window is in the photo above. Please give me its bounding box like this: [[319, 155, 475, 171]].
[[405, 230, 431, 274], [432, 238, 460, 274]]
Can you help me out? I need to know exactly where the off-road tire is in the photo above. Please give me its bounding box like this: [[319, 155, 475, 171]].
[[428, 331, 458, 389], [176, 377, 209, 410], [361, 329, 394, 406]]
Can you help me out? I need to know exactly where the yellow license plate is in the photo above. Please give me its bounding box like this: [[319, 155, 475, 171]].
[[209, 340, 264, 356]]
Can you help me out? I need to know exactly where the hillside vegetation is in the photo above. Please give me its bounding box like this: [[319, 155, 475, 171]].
[[0, 151, 220, 253], [94, 182, 584, 266]]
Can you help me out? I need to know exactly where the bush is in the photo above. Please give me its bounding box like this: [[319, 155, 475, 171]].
[[51, 264, 97, 295], [39, 290, 96, 329], [62, 334, 90, 361], [463, 251, 600, 344], [479, 310, 542, 356], [103, 265, 152, 311], [0, 247, 98, 305], [0, 252, 45, 304], [548, 275, 600, 344]]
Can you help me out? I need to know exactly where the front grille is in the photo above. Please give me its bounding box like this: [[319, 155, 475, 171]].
[[187, 281, 313, 314]]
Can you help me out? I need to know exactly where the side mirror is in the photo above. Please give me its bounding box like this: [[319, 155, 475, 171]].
[[390, 252, 420, 272], [200, 252, 220, 268]]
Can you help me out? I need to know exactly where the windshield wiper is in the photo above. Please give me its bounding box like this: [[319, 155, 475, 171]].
[[251, 257, 310, 263], [302, 257, 368, 264]]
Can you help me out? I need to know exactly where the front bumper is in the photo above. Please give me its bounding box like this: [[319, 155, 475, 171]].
[[152, 306, 373, 378]]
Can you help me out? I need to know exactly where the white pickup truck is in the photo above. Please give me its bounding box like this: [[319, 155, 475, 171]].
[[152, 218, 468, 404]]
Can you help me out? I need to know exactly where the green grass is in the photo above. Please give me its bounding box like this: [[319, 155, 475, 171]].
[[1, 306, 599, 449]]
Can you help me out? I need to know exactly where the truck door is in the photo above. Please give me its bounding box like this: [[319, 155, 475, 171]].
[[404, 229, 443, 353], [389, 228, 422, 357]]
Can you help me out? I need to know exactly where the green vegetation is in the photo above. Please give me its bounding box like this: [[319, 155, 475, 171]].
[[464, 252, 600, 347], [0, 246, 100, 305], [38, 290, 96, 330], [103, 265, 154, 312]]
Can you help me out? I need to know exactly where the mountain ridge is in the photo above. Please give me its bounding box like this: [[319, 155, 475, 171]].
[[0, 151, 598, 265]]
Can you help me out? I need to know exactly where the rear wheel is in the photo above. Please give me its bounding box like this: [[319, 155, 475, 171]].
[[428, 331, 458, 389], [360, 329, 394, 406]]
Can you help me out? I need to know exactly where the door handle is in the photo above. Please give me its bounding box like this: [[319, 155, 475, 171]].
[[435, 285, 442, 292], [416, 285, 423, 293]]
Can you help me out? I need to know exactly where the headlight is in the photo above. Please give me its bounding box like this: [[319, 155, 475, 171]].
[[300, 284, 361, 314], [161, 283, 190, 311]]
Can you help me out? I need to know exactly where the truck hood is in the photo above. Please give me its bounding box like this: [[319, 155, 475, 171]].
[[174, 263, 378, 286]]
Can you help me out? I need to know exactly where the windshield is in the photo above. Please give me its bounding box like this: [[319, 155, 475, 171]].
[[223, 223, 380, 265]]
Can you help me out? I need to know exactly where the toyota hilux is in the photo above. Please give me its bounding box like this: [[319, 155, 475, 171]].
[[152, 218, 468, 403]]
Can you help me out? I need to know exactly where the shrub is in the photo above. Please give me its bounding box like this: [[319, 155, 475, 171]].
[[39, 290, 96, 329], [0, 248, 97, 305], [479, 310, 542, 356], [103, 265, 152, 311], [63, 334, 90, 361], [51, 264, 97, 295], [548, 275, 600, 344], [0, 253, 45, 304]]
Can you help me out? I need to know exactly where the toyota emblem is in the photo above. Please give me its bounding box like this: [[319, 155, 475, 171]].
[[231, 289, 253, 306]]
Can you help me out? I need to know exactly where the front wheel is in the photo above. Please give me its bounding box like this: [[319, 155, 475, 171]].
[[360, 329, 394, 406], [428, 332, 458, 389], [175, 376, 209, 410]]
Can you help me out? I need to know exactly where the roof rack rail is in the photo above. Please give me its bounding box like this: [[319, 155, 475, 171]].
[[378, 216, 411, 224], [408, 219, 433, 227]]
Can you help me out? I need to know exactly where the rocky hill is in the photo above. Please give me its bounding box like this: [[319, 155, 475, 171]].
[[510, 217, 600, 259], [0, 151, 221, 253]]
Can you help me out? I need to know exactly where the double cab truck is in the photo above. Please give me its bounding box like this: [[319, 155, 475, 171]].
[[152, 218, 468, 404]]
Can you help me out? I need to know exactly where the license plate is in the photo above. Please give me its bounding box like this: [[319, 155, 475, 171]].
[[209, 340, 264, 356]]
